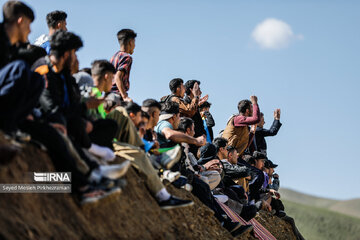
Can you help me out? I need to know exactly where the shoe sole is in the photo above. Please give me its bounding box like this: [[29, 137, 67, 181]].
[[232, 225, 254, 237], [81, 188, 122, 212], [164, 145, 181, 169], [160, 201, 194, 210], [104, 161, 131, 179]]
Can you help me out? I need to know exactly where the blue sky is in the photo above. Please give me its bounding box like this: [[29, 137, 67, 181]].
[[6, 0, 360, 199]]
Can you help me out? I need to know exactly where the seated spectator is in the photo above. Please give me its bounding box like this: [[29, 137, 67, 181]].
[[34, 10, 67, 54], [0, 1, 44, 137], [141, 98, 161, 143], [110, 29, 136, 102], [221, 146, 251, 182], [199, 101, 215, 142], [178, 117, 221, 190], [154, 101, 206, 148], [222, 95, 261, 157], [267, 159, 280, 191], [255, 109, 282, 154]]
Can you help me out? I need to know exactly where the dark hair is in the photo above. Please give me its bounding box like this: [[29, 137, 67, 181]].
[[226, 146, 237, 154], [253, 151, 267, 160], [142, 99, 161, 110], [161, 101, 179, 115], [237, 99, 252, 114], [247, 157, 256, 165], [213, 137, 228, 151], [50, 30, 83, 58], [178, 117, 194, 133], [46, 10, 67, 28], [124, 102, 142, 115], [260, 112, 264, 117], [199, 101, 211, 110], [2, 1, 34, 23], [91, 60, 115, 77], [117, 29, 137, 46], [17, 44, 46, 66], [141, 111, 150, 119], [80, 67, 91, 75], [185, 80, 200, 95], [169, 78, 183, 93]]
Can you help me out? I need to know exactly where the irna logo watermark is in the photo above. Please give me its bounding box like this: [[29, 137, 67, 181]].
[[33, 172, 71, 182]]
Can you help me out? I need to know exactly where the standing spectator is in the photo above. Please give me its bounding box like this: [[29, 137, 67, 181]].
[[34, 10, 67, 54], [199, 101, 215, 142], [255, 109, 282, 154], [110, 29, 136, 102], [222, 96, 261, 156]]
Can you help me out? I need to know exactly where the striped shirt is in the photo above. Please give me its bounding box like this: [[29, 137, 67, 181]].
[[110, 51, 132, 92]]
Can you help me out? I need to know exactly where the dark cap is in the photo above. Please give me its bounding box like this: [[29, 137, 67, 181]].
[[266, 159, 278, 168], [198, 143, 218, 165], [253, 151, 267, 160]]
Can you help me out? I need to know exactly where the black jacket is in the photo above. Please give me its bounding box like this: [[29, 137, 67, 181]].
[[221, 160, 250, 179], [184, 96, 206, 137], [203, 111, 215, 141], [33, 57, 86, 126], [255, 119, 282, 152]]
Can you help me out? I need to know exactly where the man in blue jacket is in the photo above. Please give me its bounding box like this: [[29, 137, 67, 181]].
[[255, 109, 282, 154]]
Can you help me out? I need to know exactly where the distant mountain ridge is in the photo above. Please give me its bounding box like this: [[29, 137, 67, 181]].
[[279, 188, 360, 219]]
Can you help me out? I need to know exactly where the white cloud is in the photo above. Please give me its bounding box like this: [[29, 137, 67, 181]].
[[251, 18, 303, 49]]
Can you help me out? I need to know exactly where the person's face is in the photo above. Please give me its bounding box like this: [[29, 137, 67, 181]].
[[141, 117, 149, 129], [186, 123, 195, 137], [246, 105, 253, 117], [18, 16, 32, 43], [172, 113, 181, 129], [218, 146, 228, 159], [130, 111, 142, 127], [228, 150, 238, 164], [269, 168, 275, 176], [264, 168, 269, 174], [150, 108, 160, 128], [63, 49, 77, 71], [58, 20, 67, 31], [255, 158, 265, 170], [178, 83, 186, 98], [259, 115, 265, 128], [104, 72, 114, 92], [128, 39, 136, 54]]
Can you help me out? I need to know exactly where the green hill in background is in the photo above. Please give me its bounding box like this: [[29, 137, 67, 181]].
[[283, 200, 360, 240], [279, 188, 360, 219], [279, 188, 360, 240]]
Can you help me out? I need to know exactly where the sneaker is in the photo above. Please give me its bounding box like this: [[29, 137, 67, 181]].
[[159, 196, 194, 210], [223, 221, 242, 233], [160, 170, 180, 183], [240, 205, 257, 222], [98, 160, 131, 180], [181, 183, 193, 192], [171, 175, 188, 188], [88, 143, 116, 162], [15, 130, 31, 142], [276, 210, 287, 218], [80, 185, 121, 206], [159, 145, 182, 169], [231, 225, 253, 237]]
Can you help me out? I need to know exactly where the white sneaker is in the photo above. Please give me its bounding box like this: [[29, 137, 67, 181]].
[[88, 143, 116, 162], [98, 161, 131, 180], [160, 170, 180, 183]]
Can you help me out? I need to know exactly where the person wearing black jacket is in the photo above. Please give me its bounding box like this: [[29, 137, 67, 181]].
[[255, 109, 282, 154], [221, 146, 250, 179], [184, 80, 207, 156], [199, 101, 215, 142], [0, 1, 45, 135]]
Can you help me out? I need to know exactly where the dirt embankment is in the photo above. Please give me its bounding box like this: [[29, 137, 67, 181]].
[[0, 134, 297, 240]]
